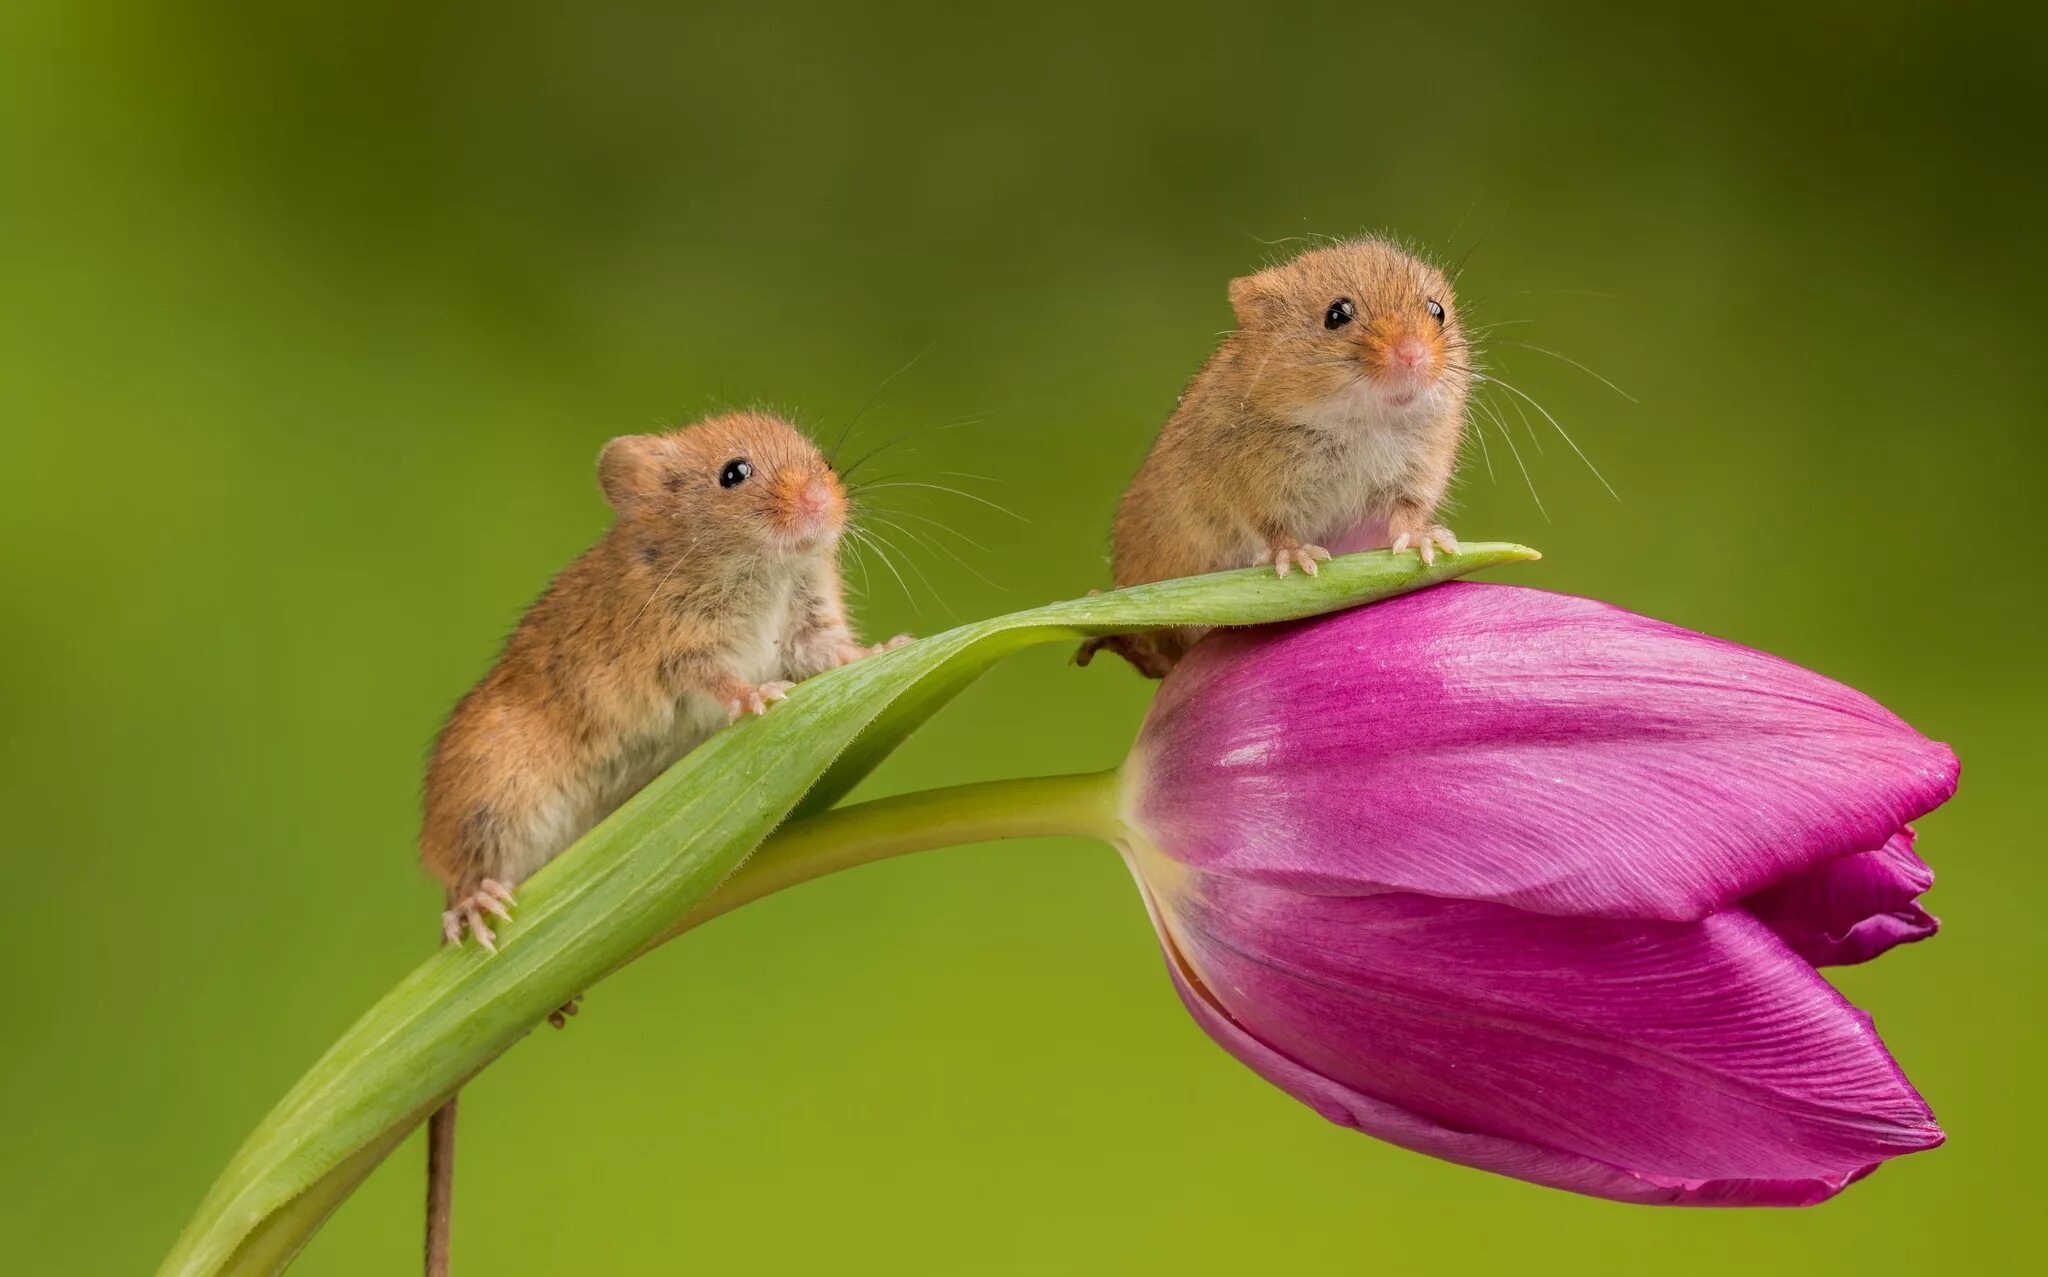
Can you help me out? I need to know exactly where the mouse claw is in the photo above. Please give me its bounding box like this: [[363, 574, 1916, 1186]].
[[1391, 526, 1459, 567], [548, 996, 583, 1030], [443, 881, 517, 953], [1254, 543, 1330, 578], [727, 680, 795, 722], [833, 635, 917, 667], [449, 905, 497, 953]]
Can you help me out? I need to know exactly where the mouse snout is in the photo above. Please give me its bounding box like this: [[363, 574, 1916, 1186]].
[[776, 468, 846, 548], [796, 477, 837, 523], [1389, 336, 1431, 373], [1361, 315, 1443, 396]]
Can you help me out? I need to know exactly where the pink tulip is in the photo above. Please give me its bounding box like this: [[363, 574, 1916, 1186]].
[[1118, 583, 1956, 1205]]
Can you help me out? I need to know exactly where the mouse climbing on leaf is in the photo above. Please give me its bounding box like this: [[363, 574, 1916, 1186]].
[[416, 410, 909, 1276], [1078, 237, 1473, 678]]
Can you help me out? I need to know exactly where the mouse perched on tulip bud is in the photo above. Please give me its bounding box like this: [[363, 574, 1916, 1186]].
[[1080, 237, 1472, 677]]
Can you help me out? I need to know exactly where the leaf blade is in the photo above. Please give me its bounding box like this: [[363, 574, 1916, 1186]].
[[158, 544, 1537, 1276]]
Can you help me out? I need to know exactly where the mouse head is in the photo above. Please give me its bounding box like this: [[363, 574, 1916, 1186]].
[[598, 411, 846, 561], [1226, 238, 1470, 425]]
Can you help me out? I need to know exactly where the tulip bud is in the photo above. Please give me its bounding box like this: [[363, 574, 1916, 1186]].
[[1115, 583, 1956, 1205]]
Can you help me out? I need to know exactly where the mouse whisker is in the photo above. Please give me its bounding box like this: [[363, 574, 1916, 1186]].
[[845, 479, 1029, 523], [838, 527, 877, 599], [1471, 392, 1548, 521], [1465, 404, 1497, 484], [838, 435, 920, 482], [838, 409, 1003, 483], [1461, 318, 1537, 337], [1499, 380, 1540, 456], [825, 340, 939, 466], [1478, 373, 1619, 502], [859, 504, 992, 554], [853, 520, 953, 618], [841, 524, 917, 611], [1464, 287, 1622, 304], [1449, 233, 1489, 281], [858, 511, 1006, 591], [1492, 340, 1638, 403]]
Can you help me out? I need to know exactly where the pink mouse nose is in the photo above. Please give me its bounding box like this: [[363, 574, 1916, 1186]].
[[1391, 337, 1431, 371], [794, 477, 842, 529]]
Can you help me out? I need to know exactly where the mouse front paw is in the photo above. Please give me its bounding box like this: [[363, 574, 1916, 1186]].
[[833, 634, 916, 667], [1390, 525, 1460, 566], [442, 878, 517, 953], [1253, 540, 1332, 578], [725, 680, 795, 722]]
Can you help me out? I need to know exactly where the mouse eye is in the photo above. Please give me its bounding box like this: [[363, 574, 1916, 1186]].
[[1425, 299, 1446, 326], [1324, 298, 1356, 330], [718, 458, 752, 489]]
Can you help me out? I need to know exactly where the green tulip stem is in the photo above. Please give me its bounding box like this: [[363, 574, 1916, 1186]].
[[652, 769, 1126, 948]]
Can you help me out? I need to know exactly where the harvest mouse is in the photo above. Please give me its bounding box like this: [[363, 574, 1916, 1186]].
[[417, 409, 907, 1276], [1078, 236, 1471, 677]]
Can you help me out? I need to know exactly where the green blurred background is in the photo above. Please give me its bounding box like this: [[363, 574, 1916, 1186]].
[[3, 2, 2042, 1272]]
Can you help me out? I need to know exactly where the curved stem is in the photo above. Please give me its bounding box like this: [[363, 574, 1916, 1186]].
[[648, 769, 1125, 948]]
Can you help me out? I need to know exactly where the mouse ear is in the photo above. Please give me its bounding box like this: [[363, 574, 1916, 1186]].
[[597, 435, 660, 511], [1227, 274, 1276, 326]]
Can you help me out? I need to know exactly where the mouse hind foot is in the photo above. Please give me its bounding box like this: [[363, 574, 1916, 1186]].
[[1390, 524, 1459, 566], [1075, 632, 1180, 680], [442, 878, 517, 952]]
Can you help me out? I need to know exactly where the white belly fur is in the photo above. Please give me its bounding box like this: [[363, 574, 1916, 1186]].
[[1289, 383, 1444, 543]]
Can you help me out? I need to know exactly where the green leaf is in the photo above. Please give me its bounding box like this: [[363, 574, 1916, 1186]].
[[157, 544, 1538, 1276]]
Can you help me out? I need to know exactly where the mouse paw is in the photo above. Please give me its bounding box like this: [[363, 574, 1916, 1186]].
[[726, 680, 795, 721], [443, 878, 517, 953], [1390, 525, 1459, 566], [1253, 542, 1332, 578], [1079, 632, 1177, 679], [548, 995, 584, 1030], [833, 634, 916, 666]]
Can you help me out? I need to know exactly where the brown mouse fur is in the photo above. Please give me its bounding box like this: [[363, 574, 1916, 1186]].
[[420, 409, 903, 936], [1081, 236, 1472, 676], [418, 409, 905, 1276]]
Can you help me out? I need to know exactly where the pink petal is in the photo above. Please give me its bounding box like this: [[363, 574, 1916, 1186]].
[[1135, 863, 1941, 1204], [1129, 583, 1958, 920], [1744, 831, 1939, 966]]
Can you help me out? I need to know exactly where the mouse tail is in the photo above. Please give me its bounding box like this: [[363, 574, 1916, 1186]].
[[425, 1095, 458, 1277]]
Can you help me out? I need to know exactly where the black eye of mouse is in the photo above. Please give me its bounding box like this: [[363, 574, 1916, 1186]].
[[718, 458, 752, 489], [1324, 298, 1356, 330], [1426, 298, 1446, 325]]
